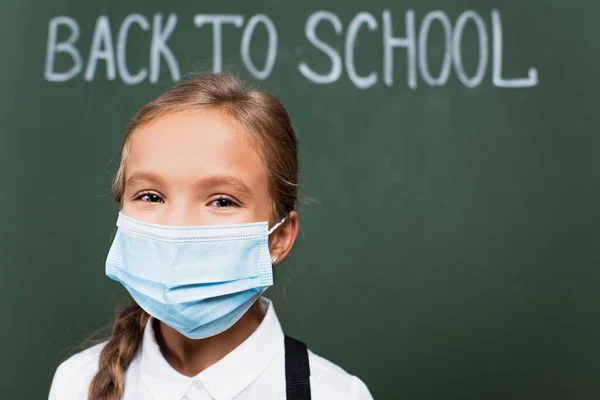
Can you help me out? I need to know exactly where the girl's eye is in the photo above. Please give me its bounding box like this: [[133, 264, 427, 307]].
[[135, 192, 164, 203], [210, 197, 238, 208]]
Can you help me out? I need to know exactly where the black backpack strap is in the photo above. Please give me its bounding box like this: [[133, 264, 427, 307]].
[[284, 335, 312, 400]]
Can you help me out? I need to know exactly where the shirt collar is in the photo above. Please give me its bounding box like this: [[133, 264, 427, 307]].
[[138, 297, 284, 400]]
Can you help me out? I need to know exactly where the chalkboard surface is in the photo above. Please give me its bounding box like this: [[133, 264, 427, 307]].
[[1, 0, 599, 398]]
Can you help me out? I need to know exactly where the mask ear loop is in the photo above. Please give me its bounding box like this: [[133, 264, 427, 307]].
[[268, 216, 287, 236], [268, 216, 287, 264]]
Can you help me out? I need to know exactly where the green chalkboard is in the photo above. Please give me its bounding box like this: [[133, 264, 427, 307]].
[[1, 0, 599, 398]]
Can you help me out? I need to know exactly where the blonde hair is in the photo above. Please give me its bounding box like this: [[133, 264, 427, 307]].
[[88, 73, 299, 400]]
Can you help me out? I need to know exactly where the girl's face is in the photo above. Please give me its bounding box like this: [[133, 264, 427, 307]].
[[120, 108, 298, 260], [121, 109, 274, 227]]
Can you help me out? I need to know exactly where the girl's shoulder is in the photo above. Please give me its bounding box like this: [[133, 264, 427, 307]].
[[48, 341, 108, 400], [306, 350, 373, 399]]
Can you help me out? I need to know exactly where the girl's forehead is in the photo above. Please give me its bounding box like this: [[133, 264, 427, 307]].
[[125, 111, 268, 187]]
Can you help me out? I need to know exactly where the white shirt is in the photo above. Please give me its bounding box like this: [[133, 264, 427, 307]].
[[48, 298, 373, 400]]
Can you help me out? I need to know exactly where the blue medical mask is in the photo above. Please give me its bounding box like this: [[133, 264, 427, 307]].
[[105, 212, 286, 339]]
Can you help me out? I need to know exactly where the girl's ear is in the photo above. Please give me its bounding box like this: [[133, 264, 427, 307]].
[[268, 211, 298, 264]]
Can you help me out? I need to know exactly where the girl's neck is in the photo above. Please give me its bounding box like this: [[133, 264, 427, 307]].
[[153, 301, 264, 377]]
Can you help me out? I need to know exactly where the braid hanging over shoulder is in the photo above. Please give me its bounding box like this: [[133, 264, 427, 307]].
[[88, 300, 149, 400]]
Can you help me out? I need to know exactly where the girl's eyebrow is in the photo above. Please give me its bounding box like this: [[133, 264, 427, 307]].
[[198, 175, 254, 199], [125, 171, 168, 188], [126, 172, 254, 199]]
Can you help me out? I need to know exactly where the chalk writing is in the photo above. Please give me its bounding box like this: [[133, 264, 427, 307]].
[[44, 9, 539, 89]]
